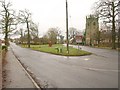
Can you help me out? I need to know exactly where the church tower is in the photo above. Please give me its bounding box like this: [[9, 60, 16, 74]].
[[85, 15, 99, 46]]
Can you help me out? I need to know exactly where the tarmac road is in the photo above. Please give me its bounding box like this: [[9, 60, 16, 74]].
[[10, 42, 118, 88]]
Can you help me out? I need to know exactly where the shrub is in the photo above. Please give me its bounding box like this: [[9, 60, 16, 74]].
[[2, 45, 7, 50]]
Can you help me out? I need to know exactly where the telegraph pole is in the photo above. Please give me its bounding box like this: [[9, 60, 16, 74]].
[[66, 0, 69, 54], [118, 1, 120, 49]]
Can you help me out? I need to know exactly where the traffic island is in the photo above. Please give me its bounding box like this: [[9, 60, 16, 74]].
[[21, 44, 92, 56]]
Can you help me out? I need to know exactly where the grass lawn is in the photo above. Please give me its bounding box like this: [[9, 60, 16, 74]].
[[21, 44, 92, 56]]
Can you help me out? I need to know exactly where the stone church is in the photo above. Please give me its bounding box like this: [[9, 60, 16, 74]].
[[85, 15, 99, 46]]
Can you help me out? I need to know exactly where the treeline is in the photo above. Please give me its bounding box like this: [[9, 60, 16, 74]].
[[15, 27, 65, 45], [93, 0, 119, 49], [0, 0, 39, 48]]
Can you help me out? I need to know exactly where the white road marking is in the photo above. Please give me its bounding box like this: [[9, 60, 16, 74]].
[[84, 58, 89, 61]]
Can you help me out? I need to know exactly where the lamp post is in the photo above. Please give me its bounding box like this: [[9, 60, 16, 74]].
[[66, 0, 69, 54]]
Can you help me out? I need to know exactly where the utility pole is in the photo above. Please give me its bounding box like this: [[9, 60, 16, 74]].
[[118, 1, 120, 49], [66, 0, 69, 54]]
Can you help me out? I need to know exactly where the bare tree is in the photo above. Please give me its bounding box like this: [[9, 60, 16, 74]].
[[46, 28, 59, 44], [30, 21, 39, 38], [42, 35, 49, 44], [59, 35, 64, 44], [69, 27, 77, 39], [56, 27, 62, 44], [18, 9, 32, 48], [94, 0, 119, 49], [0, 0, 17, 46], [30, 21, 39, 44], [16, 28, 24, 44]]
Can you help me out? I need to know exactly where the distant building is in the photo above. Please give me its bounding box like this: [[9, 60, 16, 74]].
[[69, 31, 84, 44], [85, 15, 99, 46]]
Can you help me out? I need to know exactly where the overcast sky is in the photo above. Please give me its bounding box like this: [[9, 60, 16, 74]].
[[9, 0, 97, 37]]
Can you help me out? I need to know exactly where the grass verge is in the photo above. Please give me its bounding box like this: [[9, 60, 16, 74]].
[[21, 44, 91, 56]]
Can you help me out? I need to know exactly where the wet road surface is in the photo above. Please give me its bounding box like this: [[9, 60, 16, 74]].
[[10, 43, 118, 88]]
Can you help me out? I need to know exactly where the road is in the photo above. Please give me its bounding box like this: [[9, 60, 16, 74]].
[[10, 42, 118, 88]]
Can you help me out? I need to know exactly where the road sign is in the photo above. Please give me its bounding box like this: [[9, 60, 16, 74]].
[[75, 35, 83, 43]]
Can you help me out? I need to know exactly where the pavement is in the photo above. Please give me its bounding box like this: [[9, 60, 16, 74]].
[[0, 50, 2, 90], [10, 42, 118, 88], [2, 47, 35, 88]]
